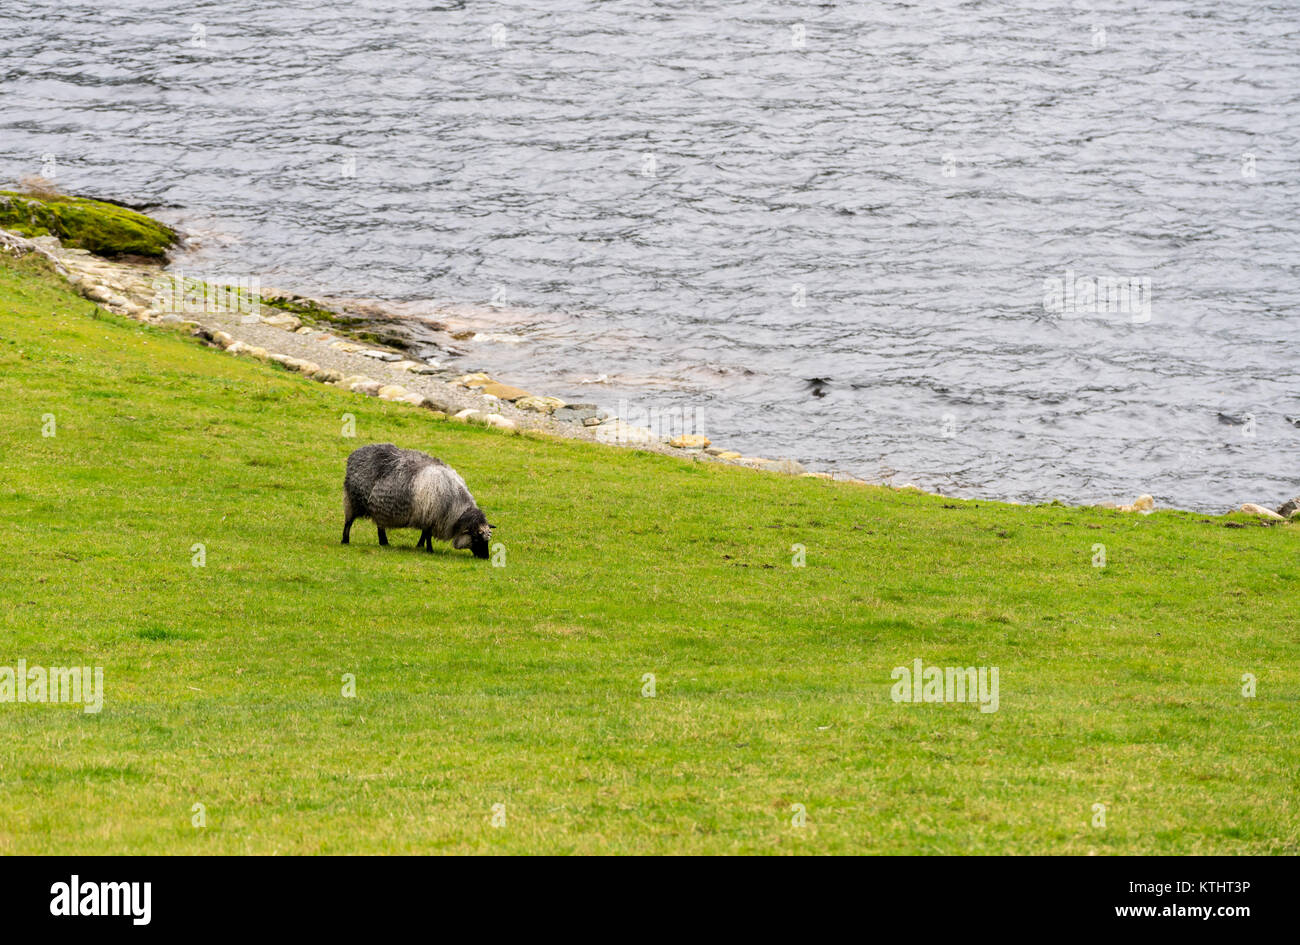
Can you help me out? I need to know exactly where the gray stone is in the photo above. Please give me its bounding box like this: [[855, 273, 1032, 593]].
[[262, 313, 301, 331], [1277, 496, 1300, 518], [515, 395, 565, 414], [0, 230, 39, 256], [553, 403, 604, 423]]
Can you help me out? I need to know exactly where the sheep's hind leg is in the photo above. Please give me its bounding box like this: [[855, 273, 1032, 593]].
[[377, 527, 389, 546], [342, 495, 355, 544], [419, 528, 433, 552]]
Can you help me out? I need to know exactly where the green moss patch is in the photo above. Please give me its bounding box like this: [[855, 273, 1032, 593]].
[[0, 190, 177, 259]]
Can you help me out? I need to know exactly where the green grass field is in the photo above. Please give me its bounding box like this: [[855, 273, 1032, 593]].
[[1, 251, 1296, 854]]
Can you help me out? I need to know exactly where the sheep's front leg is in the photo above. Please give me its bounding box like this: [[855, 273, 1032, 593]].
[[419, 528, 433, 552], [377, 527, 389, 546]]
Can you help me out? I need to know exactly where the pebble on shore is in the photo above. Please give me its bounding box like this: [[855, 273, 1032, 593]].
[[554, 404, 602, 423], [515, 396, 566, 414]]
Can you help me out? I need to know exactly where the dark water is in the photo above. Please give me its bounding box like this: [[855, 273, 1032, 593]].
[[3, 0, 1297, 510]]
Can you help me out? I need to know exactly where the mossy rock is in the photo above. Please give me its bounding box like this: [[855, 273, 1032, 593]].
[[260, 293, 367, 329], [258, 292, 408, 348], [0, 191, 177, 259]]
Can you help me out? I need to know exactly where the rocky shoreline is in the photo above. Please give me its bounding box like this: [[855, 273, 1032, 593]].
[[3, 218, 1297, 522], [1, 224, 838, 481]]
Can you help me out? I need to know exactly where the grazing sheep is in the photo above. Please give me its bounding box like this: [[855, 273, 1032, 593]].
[[343, 444, 493, 558]]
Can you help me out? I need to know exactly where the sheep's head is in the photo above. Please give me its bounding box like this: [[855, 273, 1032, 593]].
[[452, 508, 493, 559]]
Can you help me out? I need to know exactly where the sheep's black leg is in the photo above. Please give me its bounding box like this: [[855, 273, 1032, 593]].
[[377, 527, 389, 546], [419, 528, 433, 552], [342, 494, 354, 544]]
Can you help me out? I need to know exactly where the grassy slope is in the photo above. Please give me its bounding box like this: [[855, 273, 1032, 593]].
[[0, 252, 1296, 855]]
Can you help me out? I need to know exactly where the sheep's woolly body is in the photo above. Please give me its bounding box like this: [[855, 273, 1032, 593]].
[[343, 444, 490, 555], [408, 464, 475, 539]]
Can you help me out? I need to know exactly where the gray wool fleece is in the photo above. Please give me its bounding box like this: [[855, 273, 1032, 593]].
[[344, 444, 487, 544]]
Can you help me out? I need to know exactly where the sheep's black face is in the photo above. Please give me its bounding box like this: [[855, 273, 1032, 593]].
[[453, 509, 493, 559], [470, 520, 492, 559]]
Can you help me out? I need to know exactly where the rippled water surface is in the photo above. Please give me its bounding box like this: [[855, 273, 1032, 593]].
[[3, 0, 1298, 510]]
